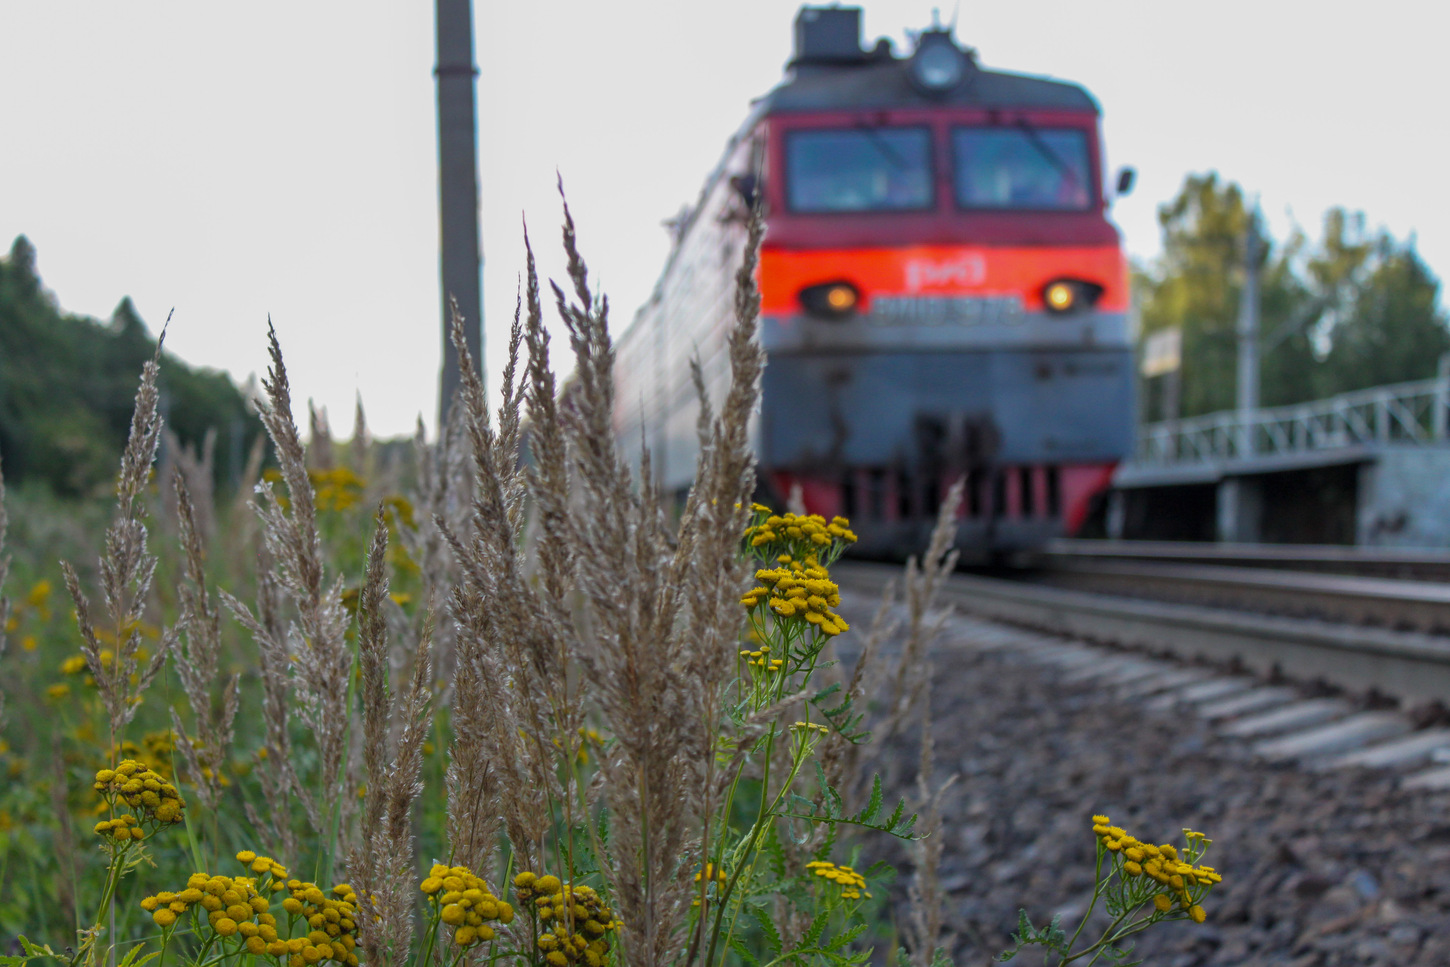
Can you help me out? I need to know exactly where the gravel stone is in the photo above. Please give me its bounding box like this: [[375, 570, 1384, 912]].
[[857, 611, 1450, 966]]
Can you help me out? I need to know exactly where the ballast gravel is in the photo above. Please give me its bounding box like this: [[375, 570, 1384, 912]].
[[856, 610, 1450, 967]]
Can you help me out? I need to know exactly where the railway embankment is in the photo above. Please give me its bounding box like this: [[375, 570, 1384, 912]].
[[837, 583, 1450, 966]]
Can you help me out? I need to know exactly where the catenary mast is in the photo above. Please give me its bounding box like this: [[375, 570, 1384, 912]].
[[434, 0, 484, 430]]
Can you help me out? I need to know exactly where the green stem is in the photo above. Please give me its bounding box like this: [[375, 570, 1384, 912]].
[[706, 722, 778, 967], [1066, 909, 1154, 965], [1063, 848, 1105, 956], [414, 909, 443, 967], [719, 736, 816, 966], [84, 840, 133, 967]]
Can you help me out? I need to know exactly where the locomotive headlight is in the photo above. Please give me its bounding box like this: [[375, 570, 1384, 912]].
[[826, 285, 857, 311], [799, 281, 860, 319], [1045, 281, 1077, 313], [1041, 279, 1102, 315], [909, 32, 966, 93]]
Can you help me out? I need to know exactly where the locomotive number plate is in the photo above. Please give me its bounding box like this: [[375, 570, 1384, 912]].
[[868, 295, 1025, 326]]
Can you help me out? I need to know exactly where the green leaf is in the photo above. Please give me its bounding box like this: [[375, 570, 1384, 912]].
[[761, 825, 788, 881], [862, 859, 896, 884], [861, 775, 884, 823], [115, 946, 159, 967], [815, 761, 844, 818], [816, 818, 840, 861], [1104, 939, 1137, 962], [729, 936, 760, 967], [750, 905, 783, 957], [800, 910, 829, 948], [16, 939, 59, 961], [810, 682, 870, 744], [996, 909, 1069, 961], [595, 808, 610, 852], [825, 922, 868, 952]]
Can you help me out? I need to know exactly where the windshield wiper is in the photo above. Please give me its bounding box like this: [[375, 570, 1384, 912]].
[[854, 122, 909, 170], [1014, 118, 1083, 193]]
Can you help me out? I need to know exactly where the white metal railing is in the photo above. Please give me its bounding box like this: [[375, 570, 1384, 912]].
[[1134, 376, 1450, 466]]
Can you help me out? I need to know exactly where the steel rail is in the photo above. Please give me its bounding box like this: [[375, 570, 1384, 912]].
[[1045, 539, 1450, 582], [1030, 558, 1450, 633], [833, 561, 1450, 706]]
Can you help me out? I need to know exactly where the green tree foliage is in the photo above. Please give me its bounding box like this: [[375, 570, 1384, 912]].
[[0, 235, 264, 497], [1133, 173, 1316, 420], [1313, 212, 1450, 392], [1135, 175, 1448, 420]]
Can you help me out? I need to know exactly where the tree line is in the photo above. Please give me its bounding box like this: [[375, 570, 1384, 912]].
[[1133, 173, 1449, 422], [0, 236, 264, 497]]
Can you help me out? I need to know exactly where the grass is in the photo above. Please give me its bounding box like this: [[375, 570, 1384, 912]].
[[0, 199, 1221, 967]]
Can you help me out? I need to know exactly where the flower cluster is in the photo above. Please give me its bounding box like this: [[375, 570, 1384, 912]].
[[93, 813, 144, 842], [745, 508, 857, 555], [5, 579, 52, 653], [790, 720, 831, 755], [738, 643, 784, 674], [741, 554, 849, 637], [138, 855, 360, 965], [141, 873, 273, 937], [695, 863, 728, 888], [1093, 815, 1222, 924], [514, 873, 620, 967], [61, 644, 151, 690], [310, 467, 366, 513], [420, 863, 514, 948], [261, 467, 367, 514], [115, 731, 176, 779], [235, 849, 291, 882], [278, 878, 361, 964], [93, 760, 184, 829], [805, 861, 871, 901], [691, 863, 728, 909]]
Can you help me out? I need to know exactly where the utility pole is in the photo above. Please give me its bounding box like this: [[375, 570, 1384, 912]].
[[435, 0, 483, 431], [1219, 209, 1264, 543], [1235, 211, 1263, 440]]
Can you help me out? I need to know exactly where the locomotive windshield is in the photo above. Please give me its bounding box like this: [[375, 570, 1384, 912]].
[[785, 127, 933, 213], [952, 126, 1092, 211]]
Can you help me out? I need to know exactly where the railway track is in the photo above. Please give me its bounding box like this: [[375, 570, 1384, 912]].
[[1045, 538, 1450, 581], [834, 559, 1450, 790], [1027, 556, 1450, 634]]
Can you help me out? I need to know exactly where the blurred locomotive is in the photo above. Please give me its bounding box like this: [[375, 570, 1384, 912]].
[[614, 6, 1135, 560]]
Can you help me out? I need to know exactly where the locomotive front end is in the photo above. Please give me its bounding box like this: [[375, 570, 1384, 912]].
[[752, 8, 1135, 558], [611, 6, 1137, 561]]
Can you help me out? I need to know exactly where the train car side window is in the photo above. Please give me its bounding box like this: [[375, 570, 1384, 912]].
[[785, 127, 934, 213], [951, 126, 1092, 211]]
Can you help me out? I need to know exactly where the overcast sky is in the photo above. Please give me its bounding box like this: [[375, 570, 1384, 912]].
[[3, 1, 1446, 437]]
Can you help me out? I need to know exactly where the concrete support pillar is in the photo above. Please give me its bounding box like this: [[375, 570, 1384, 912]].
[[1216, 476, 1262, 543], [1355, 461, 1379, 546], [1106, 489, 1125, 541]]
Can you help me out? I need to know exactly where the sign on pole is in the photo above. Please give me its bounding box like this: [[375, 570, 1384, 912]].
[[1141, 327, 1182, 378]]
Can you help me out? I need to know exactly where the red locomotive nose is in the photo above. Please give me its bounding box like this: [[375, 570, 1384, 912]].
[[613, 4, 1134, 558]]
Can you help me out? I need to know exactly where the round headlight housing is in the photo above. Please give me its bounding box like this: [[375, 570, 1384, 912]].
[[909, 32, 966, 93], [800, 281, 860, 319], [1041, 279, 1102, 315]]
